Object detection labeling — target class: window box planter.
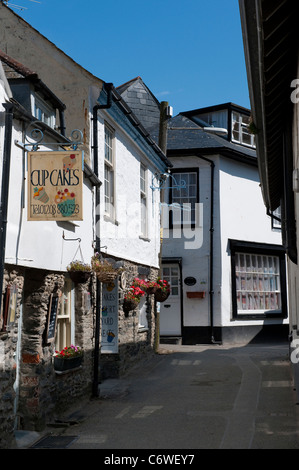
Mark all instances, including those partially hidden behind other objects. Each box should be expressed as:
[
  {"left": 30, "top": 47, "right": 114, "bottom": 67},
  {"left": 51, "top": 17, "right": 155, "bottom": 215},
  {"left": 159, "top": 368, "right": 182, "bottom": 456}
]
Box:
[{"left": 54, "top": 355, "right": 83, "bottom": 373}]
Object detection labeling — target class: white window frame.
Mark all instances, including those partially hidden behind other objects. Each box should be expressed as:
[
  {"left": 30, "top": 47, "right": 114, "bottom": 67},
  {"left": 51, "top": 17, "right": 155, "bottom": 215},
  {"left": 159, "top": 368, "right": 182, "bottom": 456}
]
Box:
[
  {"left": 55, "top": 278, "right": 75, "bottom": 351},
  {"left": 232, "top": 111, "right": 256, "bottom": 148},
  {"left": 140, "top": 163, "right": 147, "bottom": 237},
  {"left": 138, "top": 296, "right": 148, "bottom": 330},
  {"left": 271, "top": 206, "right": 282, "bottom": 230},
  {"left": 31, "top": 93, "right": 56, "bottom": 128},
  {"left": 104, "top": 123, "right": 115, "bottom": 218},
  {"left": 171, "top": 170, "right": 198, "bottom": 226},
  {"left": 162, "top": 265, "right": 180, "bottom": 297},
  {"left": 234, "top": 253, "right": 282, "bottom": 315}
]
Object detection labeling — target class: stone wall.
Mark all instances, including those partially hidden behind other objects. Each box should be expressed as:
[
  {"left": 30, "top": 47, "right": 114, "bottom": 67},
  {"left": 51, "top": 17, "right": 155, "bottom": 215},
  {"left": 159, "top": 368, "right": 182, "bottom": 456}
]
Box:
[
  {"left": 0, "top": 259, "right": 159, "bottom": 447},
  {"left": 0, "top": 267, "right": 24, "bottom": 448},
  {"left": 0, "top": 264, "right": 96, "bottom": 447},
  {"left": 18, "top": 269, "right": 95, "bottom": 430},
  {"left": 100, "top": 259, "right": 159, "bottom": 379}
]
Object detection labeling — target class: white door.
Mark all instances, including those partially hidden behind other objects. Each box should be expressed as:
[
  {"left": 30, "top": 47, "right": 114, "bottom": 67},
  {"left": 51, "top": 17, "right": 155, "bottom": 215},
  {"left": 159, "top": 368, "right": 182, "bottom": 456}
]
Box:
[{"left": 159, "top": 264, "right": 181, "bottom": 336}]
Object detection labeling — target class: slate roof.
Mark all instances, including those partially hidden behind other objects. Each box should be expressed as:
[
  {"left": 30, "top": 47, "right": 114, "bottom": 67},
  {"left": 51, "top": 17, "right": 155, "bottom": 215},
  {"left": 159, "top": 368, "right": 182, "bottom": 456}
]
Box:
[
  {"left": 115, "top": 77, "right": 257, "bottom": 165},
  {"left": 116, "top": 77, "right": 161, "bottom": 135},
  {"left": 0, "top": 49, "right": 65, "bottom": 110},
  {"left": 168, "top": 114, "right": 256, "bottom": 156}
]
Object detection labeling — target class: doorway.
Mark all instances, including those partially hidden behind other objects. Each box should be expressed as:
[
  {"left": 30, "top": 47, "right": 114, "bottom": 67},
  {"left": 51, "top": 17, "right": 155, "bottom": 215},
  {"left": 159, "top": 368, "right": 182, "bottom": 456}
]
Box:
[{"left": 159, "top": 262, "right": 182, "bottom": 337}]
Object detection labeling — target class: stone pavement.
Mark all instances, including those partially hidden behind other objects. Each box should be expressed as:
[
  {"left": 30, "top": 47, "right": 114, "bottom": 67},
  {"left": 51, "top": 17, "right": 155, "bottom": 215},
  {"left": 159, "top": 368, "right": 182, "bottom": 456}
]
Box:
[{"left": 15, "top": 341, "right": 299, "bottom": 449}]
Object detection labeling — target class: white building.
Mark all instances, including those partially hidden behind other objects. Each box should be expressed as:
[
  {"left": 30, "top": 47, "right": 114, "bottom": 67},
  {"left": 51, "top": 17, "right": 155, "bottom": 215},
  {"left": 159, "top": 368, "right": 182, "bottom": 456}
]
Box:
[
  {"left": 161, "top": 104, "right": 286, "bottom": 344},
  {"left": 117, "top": 80, "right": 287, "bottom": 345}
]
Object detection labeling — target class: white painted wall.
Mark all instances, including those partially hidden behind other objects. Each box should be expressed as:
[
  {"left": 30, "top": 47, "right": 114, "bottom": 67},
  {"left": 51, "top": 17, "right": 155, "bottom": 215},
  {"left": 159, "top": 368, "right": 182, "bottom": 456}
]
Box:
[
  {"left": 0, "top": 115, "right": 94, "bottom": 272},
  {"left": 162, "top": 156, "right": 215, "bottom": 328},
  {"left": 161, "top": 153, "right": 285, "bottom": 332},
  {"left": 97, "top": 110, "right": 162, "bottom": 268},
  {"left": 218, "top": 157, "right": 284, "bottom": 327}
]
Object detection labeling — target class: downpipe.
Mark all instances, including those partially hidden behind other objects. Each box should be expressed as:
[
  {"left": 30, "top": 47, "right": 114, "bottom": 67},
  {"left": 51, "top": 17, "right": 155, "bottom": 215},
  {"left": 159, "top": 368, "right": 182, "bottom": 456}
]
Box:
[
  {"left": 0, "top": 103, "right": 13, "bottom": 318},
  {"left": 92, "top": 83, "right": 113, "bottom": 398},
  {"left": 196, "top": 155, "right": 221, "bottom": 345}
]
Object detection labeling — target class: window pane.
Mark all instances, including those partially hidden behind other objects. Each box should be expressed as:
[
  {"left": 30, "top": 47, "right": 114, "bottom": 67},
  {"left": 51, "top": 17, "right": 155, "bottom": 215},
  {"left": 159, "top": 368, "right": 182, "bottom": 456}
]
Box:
[
  {"left": 171, "top": 172, "right": 197, "bottom": 224},
  {"left": 235, "top": 252, "right": 281, "bottom": 313},
  {"left": 105, "top": 126, "right": 113, "bottom": 163}
]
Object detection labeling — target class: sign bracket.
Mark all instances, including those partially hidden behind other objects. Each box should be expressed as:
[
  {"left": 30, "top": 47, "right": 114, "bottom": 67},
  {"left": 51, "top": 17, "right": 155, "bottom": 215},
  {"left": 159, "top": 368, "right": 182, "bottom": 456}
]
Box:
[{"left": 15, "top": 124, "right": 83, "bottom": 152}]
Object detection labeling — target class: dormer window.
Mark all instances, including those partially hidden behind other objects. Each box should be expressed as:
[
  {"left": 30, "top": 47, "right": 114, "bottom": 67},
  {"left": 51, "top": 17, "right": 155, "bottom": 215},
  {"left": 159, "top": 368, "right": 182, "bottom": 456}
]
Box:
[
  {"left": 232, "top": 111, "right": 256, "bottom": 148},
  {"left": 32, "top": 94, "right": 56, "bottom": 128}
]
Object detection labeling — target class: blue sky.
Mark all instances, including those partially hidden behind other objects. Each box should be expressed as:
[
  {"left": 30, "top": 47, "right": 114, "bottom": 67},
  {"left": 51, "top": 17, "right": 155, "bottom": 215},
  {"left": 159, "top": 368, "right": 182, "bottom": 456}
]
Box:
[{"left": 7, "top": 0, "right": 250, "bottom": 115}]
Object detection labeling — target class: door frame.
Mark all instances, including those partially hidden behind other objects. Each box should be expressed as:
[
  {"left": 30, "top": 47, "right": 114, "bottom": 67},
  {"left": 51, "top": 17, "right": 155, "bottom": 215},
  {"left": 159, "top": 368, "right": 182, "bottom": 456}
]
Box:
[{"left": 161, "top": 257, "right": 183, "bottom": 337}]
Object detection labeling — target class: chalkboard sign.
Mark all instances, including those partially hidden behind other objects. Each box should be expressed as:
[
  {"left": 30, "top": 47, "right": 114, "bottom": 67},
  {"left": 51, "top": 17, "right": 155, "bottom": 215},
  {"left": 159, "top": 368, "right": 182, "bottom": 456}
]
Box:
[{"left": 44, "top": 294, "right": 59, "bottom": 344}]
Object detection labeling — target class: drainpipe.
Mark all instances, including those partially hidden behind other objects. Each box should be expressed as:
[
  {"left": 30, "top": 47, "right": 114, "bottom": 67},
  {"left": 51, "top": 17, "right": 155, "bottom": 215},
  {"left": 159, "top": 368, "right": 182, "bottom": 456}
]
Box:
[
  {"left": 58, "top": 109, "right": 66, "bottom": 137},
  {"left": 92, "top": 82, "right": 113, "bottom": 398},
  {"left": 0, "top": 102, "right": 14, "bottom": 318},
  {"left": 195, "top": 154, "right": 221, "bottom": 345}
]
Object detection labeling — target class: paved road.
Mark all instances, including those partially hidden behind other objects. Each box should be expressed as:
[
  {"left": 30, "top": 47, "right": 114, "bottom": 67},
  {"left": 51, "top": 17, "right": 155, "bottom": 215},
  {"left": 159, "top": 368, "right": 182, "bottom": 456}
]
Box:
[{"left": 34, "top": 342, "right": 299, "bottom": 450}]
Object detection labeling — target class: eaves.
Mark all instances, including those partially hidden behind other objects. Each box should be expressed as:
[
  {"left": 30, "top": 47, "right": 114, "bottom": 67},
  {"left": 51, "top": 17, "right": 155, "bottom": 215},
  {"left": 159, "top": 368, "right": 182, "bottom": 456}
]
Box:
[
  {"left": 167, "top": 147, "right": 258, "bottom": 167},
  {"left": 239, "top": 0, "right": 298, "bottom": 211},
  {"left": 98, "top": 86, "right": 172, "bottom": 171}
]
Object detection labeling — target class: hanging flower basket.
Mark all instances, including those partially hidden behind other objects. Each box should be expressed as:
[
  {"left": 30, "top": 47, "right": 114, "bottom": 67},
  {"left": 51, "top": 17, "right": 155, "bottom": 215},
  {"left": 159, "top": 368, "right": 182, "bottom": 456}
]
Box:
[
  {"left": 123, "top": 298, "right": 140, "bottom": 316},
  {"left": 91, "top": 253, "right": 122, "bottom": 284},
  {"left": 67, "top": 260, "right": 92, "bottom": 284},
  {"left": 69, "top": 270, "right": 91, "bottom": 284},
  {"left": 123, "top": 281, "right": 146, "bottom": 316},
  {"left": 96, "top": 270, "right": 119, "bottom": 283},
  {"left": 155, "top": 289, "right": 170, "bottom": 302},
  {"left": 132, "top": 278, "right": 157, "bottom": 295},
  {"left": 154, "top": 278, "right": 171, "bottom": 303},
  {"left": 147, "top": 286, "right": 157, "bottom": 295}
]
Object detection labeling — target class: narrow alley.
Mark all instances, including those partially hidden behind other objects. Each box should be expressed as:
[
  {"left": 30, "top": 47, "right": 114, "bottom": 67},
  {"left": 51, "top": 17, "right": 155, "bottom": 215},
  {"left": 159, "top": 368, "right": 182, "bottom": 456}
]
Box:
[{"left": 23, "top": 340, "right": 299, "bottom": 451}]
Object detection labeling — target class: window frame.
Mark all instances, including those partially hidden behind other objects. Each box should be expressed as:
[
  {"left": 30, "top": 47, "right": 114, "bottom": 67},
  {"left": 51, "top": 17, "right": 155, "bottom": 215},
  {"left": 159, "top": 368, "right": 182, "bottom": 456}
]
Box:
[
  {"left": 230, "top": 239, "right": 287, "bottom": 320},
  {"left": 55, "top": 277, "right": 75, "bottom": 351},
  {"left": 104, "top": 123, "right": 115, "bottom": 218},
  {"left": 31, "top": 93, "right": 56, "bottom": 128},
  {"left": 169, "top": 168, "right": 199, "bottom": 229},
  {"left": 231, "top": 111, "right": 256, "bottom": 148},
  {"left": 270, "top": 206, "right": 282, "bottom": 231},
  {"left": 140, "top": 162, "right": 147, "bottom": 237}
]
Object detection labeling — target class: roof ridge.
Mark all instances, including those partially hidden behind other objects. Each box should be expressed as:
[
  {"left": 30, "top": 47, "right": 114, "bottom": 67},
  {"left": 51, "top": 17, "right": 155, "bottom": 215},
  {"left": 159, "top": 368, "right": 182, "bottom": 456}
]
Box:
[{"left": 116, "top": 76, "right": 142, "bottom": 90}]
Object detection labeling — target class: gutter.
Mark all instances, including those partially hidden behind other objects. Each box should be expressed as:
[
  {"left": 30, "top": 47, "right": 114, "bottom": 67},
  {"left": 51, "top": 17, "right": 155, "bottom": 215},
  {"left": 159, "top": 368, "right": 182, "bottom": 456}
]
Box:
[
  {"left": 0, "top": 102, "right": 14, "bottom": 318},
  {"left": 91, "top": 82, "right": 113, "bottom": 398}
]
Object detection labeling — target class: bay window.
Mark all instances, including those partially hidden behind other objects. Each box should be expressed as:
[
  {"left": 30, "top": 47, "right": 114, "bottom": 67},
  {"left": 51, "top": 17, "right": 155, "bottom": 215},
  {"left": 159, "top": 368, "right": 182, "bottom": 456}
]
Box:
[{"left": 230, "top": 240, "right": 287, "bottom": 319}]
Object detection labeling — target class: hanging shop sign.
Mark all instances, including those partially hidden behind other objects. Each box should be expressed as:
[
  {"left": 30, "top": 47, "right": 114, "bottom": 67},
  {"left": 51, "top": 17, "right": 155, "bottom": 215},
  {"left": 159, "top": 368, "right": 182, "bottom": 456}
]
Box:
[
  {"left": 27, "top": 151, "right": 83, "bottom": 221},
  {"left": 101, "top": 281, "right": 119, "bottom": 354}
]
